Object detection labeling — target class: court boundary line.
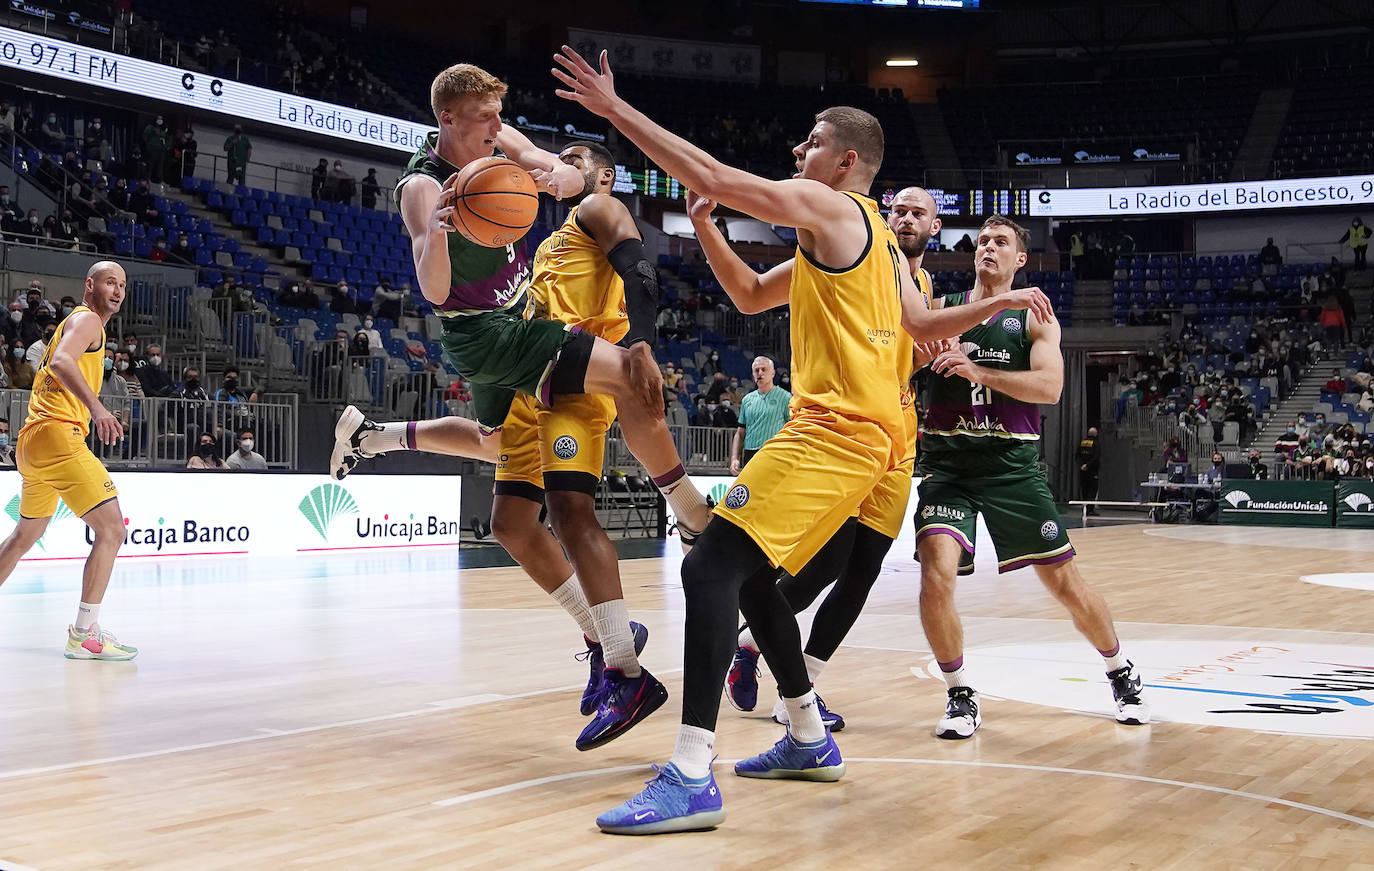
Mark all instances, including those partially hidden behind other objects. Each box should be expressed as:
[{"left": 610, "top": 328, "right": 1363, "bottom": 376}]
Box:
[{"left": 431, "top": 757, "right": 1374, "bottom": 829}]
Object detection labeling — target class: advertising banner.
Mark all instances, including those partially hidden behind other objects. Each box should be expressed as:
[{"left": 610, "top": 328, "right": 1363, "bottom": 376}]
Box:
[
  {"left": 0, "top": 471, "right": 462, "bottom": 560},
  {"left": 1010, "top": 143, "right": 1183, "bottom": 168},
  {"left": 1335, "top": 479, "right": 1374, "bottom": 529},
  {"left": 1030, "top": 174, "right": 1374, "bottom": 217},
  {"left": 0, "top": 24, "right": 431, "bottom": 153},
  {"left": 1219, "top": 480, "right": 1334, "bottom": 528}
]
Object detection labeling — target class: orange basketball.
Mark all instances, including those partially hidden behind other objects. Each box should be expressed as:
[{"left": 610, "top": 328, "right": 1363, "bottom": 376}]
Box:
[{"left": 448, "top": 157, "right": 540, "bottom": 248}]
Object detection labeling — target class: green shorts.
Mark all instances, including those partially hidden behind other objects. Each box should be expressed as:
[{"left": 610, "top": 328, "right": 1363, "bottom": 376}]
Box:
[
  {"left": 915, "top": 450, "right": 1074, "bottom": 575},
  {"left": 438, "top": 309, "right": 582, "bottom": 433}
]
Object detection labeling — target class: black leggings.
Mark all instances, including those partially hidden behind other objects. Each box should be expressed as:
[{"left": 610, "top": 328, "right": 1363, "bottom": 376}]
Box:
[
  {"left": 680, "top": 518, "right": 814, "bottom": 731},
  {"left": 781, "top": 521, "right": 895, "bottom": 661}
]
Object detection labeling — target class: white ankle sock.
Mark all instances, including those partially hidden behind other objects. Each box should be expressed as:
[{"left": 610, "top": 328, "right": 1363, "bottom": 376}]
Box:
[
  {"left": 359, "top": 421, "right": 412, "bottom": 455},
  {"left": 1102, "top": 647, "right": 1129, "bottom": 673},
  {"left": 737, "top": 627, "right": 758, "bottom": 653},
  {"left": 75, "top": 602, "right": 99, "bottom": 632},
  {"left": 783, "top": 690, "right": 827, "bottom": 743},
  {"left": 589, "top": 599, "right": 640, "bottom": 677},
  {"left": 670, "top": 725, "right": 715, "bottom": 780},
  {"left": 804, "top": 654, "right": 827, "bottom": 685},
  {"left": 549, "top": 575, "right": 597, "bottom": 642},
  {"left": 660, "top": 475, "right": 709, "bottom": 533},
  {"left": 941, "top": 664, "right": 970, "bottom": 690}
]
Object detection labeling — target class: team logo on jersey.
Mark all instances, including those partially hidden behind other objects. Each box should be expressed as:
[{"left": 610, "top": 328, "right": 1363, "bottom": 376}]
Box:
[
  {"left": 1040, "top": 520, "right": 1060, "bottom": 540},
  {"left": 552, "top": 435, "right": 578, "bottom": 460},
  {"left": 724, "top": 484, "right": 750, "bottom": 509},
  {"left": 1001, "top": 316, "right": 1023, "bottom": 334}
]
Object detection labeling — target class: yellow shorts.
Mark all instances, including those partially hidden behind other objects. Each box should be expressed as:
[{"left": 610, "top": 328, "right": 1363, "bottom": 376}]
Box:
[
  {"left": 856, "top": 455, "right": 915, "bottom": 539},
  {"left": 494, "top": 392, "right": 616, "bottom": 489},
  {"left": 713, "top": 409, "right": 893, "bottom": 575},
  {"left": 16, "top": 420, "right": 118, "bottom": 518}
]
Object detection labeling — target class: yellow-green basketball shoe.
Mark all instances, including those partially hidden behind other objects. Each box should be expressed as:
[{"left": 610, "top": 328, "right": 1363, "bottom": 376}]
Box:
[{"left": 65, "top": 624, "right": 139, "bottom": 661}]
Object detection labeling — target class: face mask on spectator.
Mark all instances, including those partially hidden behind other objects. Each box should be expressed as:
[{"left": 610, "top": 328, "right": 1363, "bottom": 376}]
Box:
[
  {"left": 224, "top": 377, "right": 238, "bottom": 389},
  {"left": 61, "top": 305, "right": 73, "bottom": 316},
  {"left": 103, "top": 357, "right": 113, "bottom": 371},
  {"left": 149, "top": 355, "right": 161, "bottom": 366},
  {"left": 198, "top": 442, "right": 215, "bottom": 456},
  {"left": 185, "top": 376, "right": 199, "bottom": 388},
  {"left": 12, "top": 347, "right": 23, "bottom": 359},
  {"left": 126, "top": 343, "right": 137, "bottom": 353},
  {"left": 240, "top": 439, "right": 254, "bottom": 452},
  {"left": 8, "top": 311, "right": 20, "bottom": 324},
  {"left": 0, "top": 434, "right": 8, "bottom": 448},
  {"left": 364, "top": 319, "right": 373, "bottom": 328},
  {"left": 116, "top": 360, "right": 129, "bottom": 371}
]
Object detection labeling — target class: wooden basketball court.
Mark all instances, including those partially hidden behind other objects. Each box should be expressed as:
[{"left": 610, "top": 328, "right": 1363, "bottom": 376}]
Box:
[{"left": 0, "top": 523, "right": 1371, "bottom": 869}]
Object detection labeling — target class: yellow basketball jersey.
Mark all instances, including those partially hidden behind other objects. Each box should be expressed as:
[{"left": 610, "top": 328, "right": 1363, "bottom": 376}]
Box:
[
  {"left": 789, "top": 191, "right": 906, "bottom": 444},
  {"left": 26, "top": 306, "right": 106, "bottom": 434},
  {"left": 898, "top": 267, "right": 934, "bottom": 443},
  {"left": 524, "top": 204, "right": 628, "bottom": 343}
]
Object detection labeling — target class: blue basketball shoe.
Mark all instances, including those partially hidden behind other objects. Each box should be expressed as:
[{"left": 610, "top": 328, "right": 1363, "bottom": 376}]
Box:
[
  {"left": 578, "top": 622, "right": 650, "bottom": 716},
  {"left": 576, "top": 667, "right": 669, "bottom": 751},
  {"left": 596, "top": 763, "right": 725, "bottom": 835},
  {"left": 725, "top": 645, "right": 761, "bottom": 712},
  {"left": 770, "top": 694, "right": 845, "bottom": 732},
  {"left": 734, "top": 730, "right": 846, "bottom": 781}
]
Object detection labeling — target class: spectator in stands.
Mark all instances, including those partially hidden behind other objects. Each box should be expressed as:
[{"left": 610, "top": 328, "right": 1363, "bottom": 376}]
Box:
[
  {"left": 212, "top": 275, "right": 238, "bottom": 307},
  {"left": 701, "top": 350, "right": 723, "bottom": 379},
  {"left": 226, "top": 429, "right": 267, "bottom": 470},
  {"left": 954, "top": 233, "right": 976, "bottom": 254},
  {"left": 83, "top": 118, "right": 110, "bottom": 164},
  {"left": 223, "top": 125, "right": 251, "bottom": 185},
  {"left": 329, "top": 281, "right": 354, "bottom": 315},
  {"left": 128, "top": 180, "right": 159, "bottom": 226},
  {"left": 360, "top": 168, "right": 380, "bottom": 209},
  {"left": 1274, "top": 421, "right": 1301, "bottom": 457},
  {"left": 1290, "top": 434, "right": 1320, "bottom": 479},
  {"left": 40, "top": 111, "right": 65, "bottom": 151},
  {"left": 132, "top": 343, "right": 174, "bottom": 398},
  {"left": 1246, "top": 448, "right": 1269, "bottom": 480},
  {"left": 0, "top": 101, "right": 13, "bottom": 145},
  {"left": 13, "top": 209, "right": 44, "bottom": 245},
  {"left": 4, "top": 339, "right": 32, "bottom": 390},
  {"left": 715, "top": 398, "right": 738, "bottom": 429},
  {"left": 0, "top": 185, "right": 18, "bottom": 227},
  {"left": 147, "top": 238, "right": 168, "bottom": 262},
  {"left": 371, "top": 277, "right": 402, "bottom": 320},
  {"left": 1325, "top": 369, "right": 1348, "bottom": 394},
  {"left": 106, "top": 178, "right": 131, "bottom": 215},
  {"left": 311, "top": 158, "right": 329, "bottom": 200},
  {"left": 328, "top": 161, "right": 355, "bottom": 204},
  {"left": 24, "top": 322, "right": 56, "bottom": 369},
  {"left": 140, "top": 116, "right": 168, "bottom": 185},
  {"left": 0, "top": 419, "right": 12, "bottom": 467},
  {"left": 348, "top": 330, "right": 371, "bottom": 361},
  {"left": 1319, "top": 296, "right": 1346, "bottom": 348},
  {"left": 703, "top": 371, "right": 729, "bottom": 404},
  {"left": 42, "top": 211, "right": 78, "bottom": 251},
  {"left": 1338, "top": 217, "right": 1369, "bottom": 270},
  {"left": 1204, "top": 452, "right": 1226, "bottom": 484},
  {"left": 214, "top": 366, "right": 258, "bottom": 438},
  {"left": 1258, "top": 237, "right": 1282, "bottom": 270},
  {"left": 174, "top": 130, "right": 198, "bottom": 178},
  {"left": 359, "top": 315, "right": 382, "bottom": 351},
  {"left": 98, "top": 348, "right": 132, "bottom": 440},
  {"left": 186, "top": 434, "right": 228, "bottom": 470},
  {"left": 168, "top": 232, "right": 194, "bottom": 265},
  {"left": 1162, "top": 435, "right": 1187, "bottom": 468}
]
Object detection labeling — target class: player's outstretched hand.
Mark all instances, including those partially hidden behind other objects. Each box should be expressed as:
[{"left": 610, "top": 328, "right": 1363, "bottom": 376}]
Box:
[
  {"left": 686, "top": 191, "right": 717, "bottom": 222},
  {"left": 627, "top": 342, "right": 666, "bottom": 421},
  {"left": 429, "top": 173, "right": 458, "bottom": 234},
  {"left": 1005, "top": 286, "right": 1055, "bottom": 324},
  {"left": 91, "top": 404, "right": 123, "bottom": 445},
  {"left": 932, "top": 344, "right": 979, "bottom": 381},
  {"left": 530, "top": 163, "right": 585, "bottom": 201},
  {"left": 552, "top": 46, "right": 621, "bottom": 118}
]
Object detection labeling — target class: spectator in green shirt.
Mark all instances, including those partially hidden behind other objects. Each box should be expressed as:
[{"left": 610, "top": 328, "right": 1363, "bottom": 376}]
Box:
[
  {"left": 141, "top": 116, "right": 168, "bottom": 184},
  {"left": 223, "top": 125, "right": 252, "bottom": 185},
  {"left": 730, "top": 355, "right": 790, "bottom": 475}
]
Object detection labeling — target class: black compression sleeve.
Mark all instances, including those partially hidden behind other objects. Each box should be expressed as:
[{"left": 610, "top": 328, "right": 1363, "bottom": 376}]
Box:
[{"left": 607, "top": 237, "right": 659, "bottom": 349}]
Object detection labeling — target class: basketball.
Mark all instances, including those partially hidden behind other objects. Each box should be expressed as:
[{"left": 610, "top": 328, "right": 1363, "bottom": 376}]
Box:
[{"left": 447, "top": 156, "right": 540, "bottom": 248}]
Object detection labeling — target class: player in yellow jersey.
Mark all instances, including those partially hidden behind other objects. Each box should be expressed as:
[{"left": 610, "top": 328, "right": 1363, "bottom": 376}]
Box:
[
  {"left": 551, "top": 47, "right": 1053, "bottom": 833},
  {"left": 0, "top": 261, "right": 136, "bottom": 660},
  {"left": 488, "top": 141, "right": 666, "bottom": 751},
  {"left": 719, "top": 186, "right": 943, "bottom": 728}
]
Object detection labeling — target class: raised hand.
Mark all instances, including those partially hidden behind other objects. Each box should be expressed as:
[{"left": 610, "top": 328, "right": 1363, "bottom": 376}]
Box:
[
  {"left": 552, "top": 46, "right": 622, "bottom": 118},
  {"left": 1004, "top": 286, "right": 1055, "bottom": 324},
  {"left": 686, "top": 190, "right": 717, "bottom": 222}
]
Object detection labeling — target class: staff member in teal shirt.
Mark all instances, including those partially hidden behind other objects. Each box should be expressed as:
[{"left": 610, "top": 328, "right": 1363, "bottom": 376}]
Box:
[{"left": 730, "top": 355, "right": 791, "bottom": 474}]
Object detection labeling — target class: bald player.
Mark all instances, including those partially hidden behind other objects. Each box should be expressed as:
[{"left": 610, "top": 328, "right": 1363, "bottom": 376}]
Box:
[
  {"left": 724, "top": 186, "right": 942, "bottom": 728},
  {"left": 0, "top": 261, "right": 137, "bottom": 660}
]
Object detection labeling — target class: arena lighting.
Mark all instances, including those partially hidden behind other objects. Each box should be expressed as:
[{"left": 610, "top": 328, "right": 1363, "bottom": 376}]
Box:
[{"left": 886, "top": 59, "right": 920, "bottom": 66}]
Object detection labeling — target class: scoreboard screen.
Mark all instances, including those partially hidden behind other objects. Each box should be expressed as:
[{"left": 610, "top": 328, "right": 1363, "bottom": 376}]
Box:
[
  {"left": 614, "top": 165, "right": 685, "bottom": 200},
  {"left": 880, "top": 188, "right": 1030, "bottom": 217}
]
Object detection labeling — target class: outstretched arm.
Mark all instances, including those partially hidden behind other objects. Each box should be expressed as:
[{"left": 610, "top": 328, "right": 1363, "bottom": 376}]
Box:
[
  {"left": 494, "top": 126, "right": 584, "bottom": 200},
  {"left": 902, "top": 276, "right": 1054, "bottom": 342},
  {"left": 552, "top": 47, "right": 854, "bottom": 234},
  {"left": 688, "top": 192, "right": 792, "bottom": 314}
]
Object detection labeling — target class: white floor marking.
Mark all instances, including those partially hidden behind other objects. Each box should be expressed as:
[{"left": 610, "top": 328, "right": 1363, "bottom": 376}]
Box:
[{"left": 431, "top": 757, "right": 1374, "bottom": 829}]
